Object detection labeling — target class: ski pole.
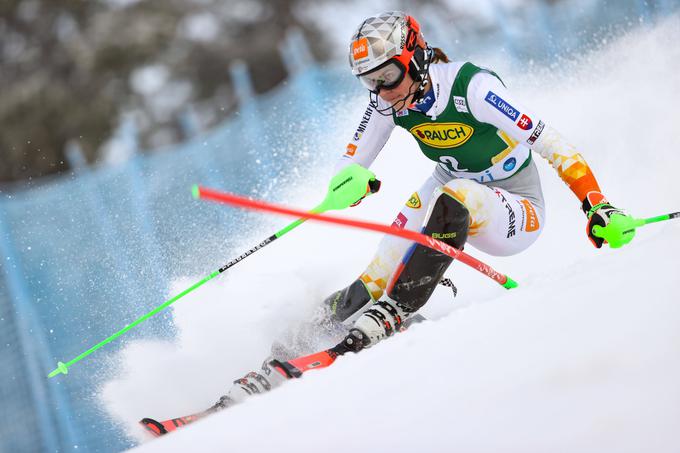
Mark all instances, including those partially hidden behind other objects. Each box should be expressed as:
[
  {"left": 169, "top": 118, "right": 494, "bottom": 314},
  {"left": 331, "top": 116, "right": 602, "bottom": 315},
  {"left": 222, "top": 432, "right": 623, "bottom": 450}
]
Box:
[
  {"left": 193, "top": 185, "right": 518, "bottom": 289},
  {"left": 592, "top": 211, "right": 680, "bottom": 247},
  {"left": 47, "top": 165, "right": 378, "bottom": 378},
  {"left": 637, "top": 212, "right": 680, "bottom": 226},
  {"left": 47, "top": 225, "right": 294, "bottom": 378},
  {"left": 47, "top": 220, "right": 306, "bottom": 378}
]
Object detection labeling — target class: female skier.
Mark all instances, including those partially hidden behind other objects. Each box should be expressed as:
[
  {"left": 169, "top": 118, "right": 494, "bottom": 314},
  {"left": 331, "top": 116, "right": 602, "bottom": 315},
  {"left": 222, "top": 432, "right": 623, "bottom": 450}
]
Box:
[
  {"left": 142, "top": 11, "right": 638, "bottom": 435},
  {"left": 312, "top": 10, "right": 636, "bottom": 352}
]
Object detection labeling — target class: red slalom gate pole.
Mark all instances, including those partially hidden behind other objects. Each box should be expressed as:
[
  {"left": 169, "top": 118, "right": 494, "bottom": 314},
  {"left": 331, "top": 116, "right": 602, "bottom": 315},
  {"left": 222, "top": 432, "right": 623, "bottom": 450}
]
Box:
[{"left": 193, "top": 185, "right": 518, "bottom": 289}]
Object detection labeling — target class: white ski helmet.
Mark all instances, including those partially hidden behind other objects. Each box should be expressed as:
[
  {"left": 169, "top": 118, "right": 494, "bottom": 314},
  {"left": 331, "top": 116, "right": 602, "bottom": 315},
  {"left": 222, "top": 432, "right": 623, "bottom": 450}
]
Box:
[{"left": 348, "top": 11, "right": 432, "bottom": 92}]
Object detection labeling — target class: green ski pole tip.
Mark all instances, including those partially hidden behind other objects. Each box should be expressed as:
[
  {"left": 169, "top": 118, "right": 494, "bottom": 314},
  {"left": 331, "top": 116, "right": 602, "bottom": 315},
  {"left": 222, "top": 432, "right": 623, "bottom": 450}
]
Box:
[
  {"left": 48, "top": 361, "right": 68, "bottom": 378},
  {"left": 191, "top": 184, "right": 200, "bottom": 200},
  {"left": 502, "top": 277, "right": 518, "bottom": 289}
]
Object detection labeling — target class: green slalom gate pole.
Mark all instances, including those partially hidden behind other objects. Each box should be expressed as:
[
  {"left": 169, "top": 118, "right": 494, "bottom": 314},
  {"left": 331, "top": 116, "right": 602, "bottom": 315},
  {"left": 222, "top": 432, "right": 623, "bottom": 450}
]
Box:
[
  {"left": 48, "top": 165, "right": 378, "bottom": 378},
  {"left": 194, "top": 186, "right": 518, "bottom": 289}
]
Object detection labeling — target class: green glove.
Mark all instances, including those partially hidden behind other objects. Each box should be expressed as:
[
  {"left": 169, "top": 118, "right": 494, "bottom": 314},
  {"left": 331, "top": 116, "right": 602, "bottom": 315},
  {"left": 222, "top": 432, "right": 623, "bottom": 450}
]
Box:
[
  {"left": 321, "top": 163, "right": 381, "bottom": 211},
  {"left": 582, "top": 191, "right": 636, "bottom": 249},
  {"left": 591, "top": 213, "right": 639, "bottom": 249}
]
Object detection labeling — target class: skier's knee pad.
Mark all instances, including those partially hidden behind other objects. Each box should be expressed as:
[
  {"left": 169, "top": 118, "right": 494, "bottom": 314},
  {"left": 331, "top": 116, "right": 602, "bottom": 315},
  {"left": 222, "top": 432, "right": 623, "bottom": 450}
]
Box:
[
  {"left": 323, "top": 278, "right": 374, "bottom": 324},
  {"left": 388, "top": 190, "right": 470, "bottom": 312},
  {"left": 425, "top": 186, "right": 470, "bottom": 249}
]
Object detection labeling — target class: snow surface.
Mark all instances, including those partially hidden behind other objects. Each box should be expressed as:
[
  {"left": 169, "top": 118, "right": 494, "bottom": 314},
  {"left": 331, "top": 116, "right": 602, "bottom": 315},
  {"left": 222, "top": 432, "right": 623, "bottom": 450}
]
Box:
[{"left": 103, "top": 17, "right": 680, "bottom": 453}]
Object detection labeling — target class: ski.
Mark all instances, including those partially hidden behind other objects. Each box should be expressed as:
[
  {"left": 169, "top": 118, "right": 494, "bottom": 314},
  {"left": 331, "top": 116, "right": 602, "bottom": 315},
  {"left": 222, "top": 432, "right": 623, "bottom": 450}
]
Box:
[
  {"left": 139, "top": 395, "right": 234, "bottom": 436},
  {"left": 138, "top": 313, "right": 438, "bottom": 436},
  {"left": 138, "top": 350, "right": 342, "bottom": 437},
  {"left": 269, "top": 345, "right": 346, "bottom": 378},
  {"left": 139, "top": 332, "right": 363, "bottom": 436},
  {"left": 140, "top": 412, "right": 209, "bottom": 437}
]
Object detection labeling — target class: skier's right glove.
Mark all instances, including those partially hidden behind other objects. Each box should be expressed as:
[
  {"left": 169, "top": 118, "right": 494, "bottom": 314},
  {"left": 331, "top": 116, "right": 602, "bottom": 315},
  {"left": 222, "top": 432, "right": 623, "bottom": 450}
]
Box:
[
  {"left": 326, "top": 163, "right": 381, "bottom": 210},
  {"left": 582, "top": 191, "right": 636, "bottom": 249}
]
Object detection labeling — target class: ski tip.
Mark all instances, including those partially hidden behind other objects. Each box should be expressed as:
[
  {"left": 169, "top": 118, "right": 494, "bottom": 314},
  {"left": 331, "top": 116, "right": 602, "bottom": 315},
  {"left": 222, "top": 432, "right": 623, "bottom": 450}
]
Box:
[
  {"left": 140, "top": 414, "right": 202, "bottom": 437},
  {"left": 191, "top": 184, "right": 200, "bottom": 200},
  {"left": 140, "top": 418, "right": 167, "bottom": 437}
]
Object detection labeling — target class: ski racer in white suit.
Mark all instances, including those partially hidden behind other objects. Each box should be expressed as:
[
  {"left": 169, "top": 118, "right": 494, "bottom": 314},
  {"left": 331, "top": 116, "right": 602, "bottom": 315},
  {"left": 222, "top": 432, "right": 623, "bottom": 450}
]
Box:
[{"left": 222, "top": 11, "right": 637, "bottom": 406}]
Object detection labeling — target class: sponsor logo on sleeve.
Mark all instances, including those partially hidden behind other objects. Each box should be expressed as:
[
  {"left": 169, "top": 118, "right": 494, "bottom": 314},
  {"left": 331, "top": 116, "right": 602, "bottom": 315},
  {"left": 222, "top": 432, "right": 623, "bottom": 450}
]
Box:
[
  {"left": 517, "top": 114, "right": 533, "bottom": 131},
  {"left": 345, "top": 143, "right": 357, "bottom": 156},
  {"left": 353, "top": 106, "right": 373, "bottom": 141},
  {"left": 453, "top": 96, "right": 469, "bottom": 113},
  {"left": 352, "top": 38, "right": 368, "bottom": 60},
  {"left": 406, "top": 192, "right": 422, "bottom": 209},
  {"left": 526, "top": 120, "right": 545, "bottom": 145},
  {"left": 396, "top": 109, "right": 409, "bottom": 117},
  {"left": 409, "top": 123, "right": 474, "bottom": 149},
  {"left": 392, "top": 212, "right": 408, "bottom": 229},
  {"left": 485, "top": 91, "right": 519, "bottom": 121}
]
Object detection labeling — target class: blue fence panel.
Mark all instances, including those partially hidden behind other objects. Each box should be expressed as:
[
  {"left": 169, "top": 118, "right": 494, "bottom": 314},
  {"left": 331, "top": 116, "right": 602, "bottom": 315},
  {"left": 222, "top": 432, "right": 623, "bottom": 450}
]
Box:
[
  {"left": 0, "top": 248, "right": 52, "bottom": 453},
  {"left": 0, "top": 65, "right": 353, "bottom": 453}
]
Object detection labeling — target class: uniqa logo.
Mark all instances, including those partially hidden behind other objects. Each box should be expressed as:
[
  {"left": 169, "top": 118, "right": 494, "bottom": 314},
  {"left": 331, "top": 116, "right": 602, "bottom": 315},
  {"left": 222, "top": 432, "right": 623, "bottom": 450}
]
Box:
[{"left": 409, "top": 123, "right": 474, "bottom": 149}]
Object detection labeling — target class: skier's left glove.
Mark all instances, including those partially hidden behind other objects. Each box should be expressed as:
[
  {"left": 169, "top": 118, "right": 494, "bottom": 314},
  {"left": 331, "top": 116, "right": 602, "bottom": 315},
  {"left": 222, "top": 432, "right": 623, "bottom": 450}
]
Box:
[{"left": 582, "top": 191, "right": 636, "bottom": 249}]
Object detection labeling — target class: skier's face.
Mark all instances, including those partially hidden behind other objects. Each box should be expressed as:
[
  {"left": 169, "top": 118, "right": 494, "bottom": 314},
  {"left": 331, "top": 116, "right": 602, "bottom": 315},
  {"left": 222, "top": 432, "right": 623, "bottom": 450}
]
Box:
[{"left": 377, "top": 72, "right": 416, "bottom": 112}]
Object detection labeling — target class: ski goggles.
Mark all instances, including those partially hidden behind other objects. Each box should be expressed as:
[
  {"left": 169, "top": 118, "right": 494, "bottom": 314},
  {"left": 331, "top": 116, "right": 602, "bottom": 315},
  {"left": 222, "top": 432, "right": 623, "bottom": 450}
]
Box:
[{"left": 357, "top": 60, "right": 406, "bottom": 93}]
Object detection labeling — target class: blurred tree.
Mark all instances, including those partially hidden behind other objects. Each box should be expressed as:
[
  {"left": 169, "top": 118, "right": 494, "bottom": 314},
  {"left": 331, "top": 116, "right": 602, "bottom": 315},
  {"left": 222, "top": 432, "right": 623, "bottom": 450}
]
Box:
[{"left": 0, "top": 0, "right": 329, "bottom": 184}]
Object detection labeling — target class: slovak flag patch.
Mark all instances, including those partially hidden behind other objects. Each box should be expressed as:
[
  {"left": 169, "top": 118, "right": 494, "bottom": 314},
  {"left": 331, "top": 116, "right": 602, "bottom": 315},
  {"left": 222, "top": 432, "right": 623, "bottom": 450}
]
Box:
[{"left": 517, "top": 114, "right": 533, "bottom": 131}]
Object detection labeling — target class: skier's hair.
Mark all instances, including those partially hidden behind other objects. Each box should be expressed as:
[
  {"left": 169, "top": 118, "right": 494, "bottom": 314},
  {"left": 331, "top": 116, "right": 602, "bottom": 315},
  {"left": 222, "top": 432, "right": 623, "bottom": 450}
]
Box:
[{"left": 431, "top": 47, "right": 450, "bottom": 64}]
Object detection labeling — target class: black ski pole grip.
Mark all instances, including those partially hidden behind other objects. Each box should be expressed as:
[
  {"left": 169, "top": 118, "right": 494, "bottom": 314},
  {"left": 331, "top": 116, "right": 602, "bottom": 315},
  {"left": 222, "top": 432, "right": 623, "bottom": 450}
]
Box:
[{"left": 368, "top": 178, "right": 381, "bottom": 194}]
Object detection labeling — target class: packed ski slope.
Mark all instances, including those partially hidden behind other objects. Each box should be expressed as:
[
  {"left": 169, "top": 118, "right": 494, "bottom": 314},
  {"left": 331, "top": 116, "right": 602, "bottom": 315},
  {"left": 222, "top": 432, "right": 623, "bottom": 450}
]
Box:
[{"left": 104, "top": 18, "right": 680, "bottom": 452}]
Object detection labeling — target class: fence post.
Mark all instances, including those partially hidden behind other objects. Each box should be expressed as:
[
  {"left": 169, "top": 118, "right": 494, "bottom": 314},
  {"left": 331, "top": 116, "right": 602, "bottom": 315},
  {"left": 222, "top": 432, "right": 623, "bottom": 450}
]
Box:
[
  {"left": 113, "top": 116, "right": 169, "bottom": 295},
  {"left": 180, "top": 105, "right": 201, "bottom": 139},
  {"left": 489, "top": 0, "right": 519, "bottom": 59},
  {"left": 279, "top": 27, "right": 313, "bottom": 78},
  {"left": 279, "top": 27, "right": 322, "bottom": 101},
  {"left": 229, "top": 59, "right": 258, "bottom": 119},
  {"left": 229, "top": 59, "right": 271, "bottom": 184}
]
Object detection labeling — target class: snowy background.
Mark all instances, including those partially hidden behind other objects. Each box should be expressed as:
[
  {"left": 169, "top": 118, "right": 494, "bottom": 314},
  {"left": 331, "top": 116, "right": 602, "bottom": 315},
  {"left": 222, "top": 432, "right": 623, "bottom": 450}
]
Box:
[{"left": 101, "top": 15, "right": 680, "bottom": 453}]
